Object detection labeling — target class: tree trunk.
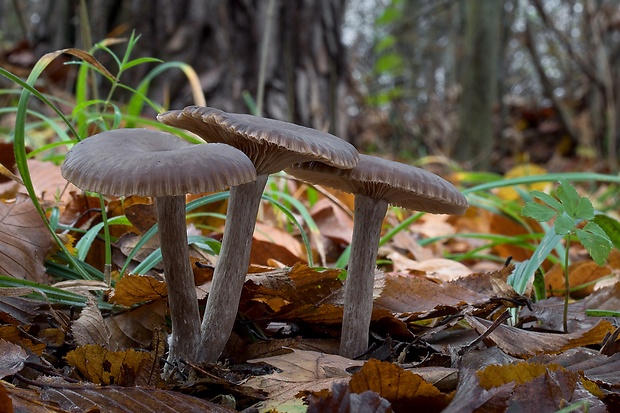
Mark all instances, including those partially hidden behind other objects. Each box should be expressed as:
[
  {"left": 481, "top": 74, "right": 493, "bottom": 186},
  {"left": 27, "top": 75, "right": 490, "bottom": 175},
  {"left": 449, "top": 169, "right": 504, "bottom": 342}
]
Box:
[{"left": 453, "top": 0, "right": 502, "bottom": 170}]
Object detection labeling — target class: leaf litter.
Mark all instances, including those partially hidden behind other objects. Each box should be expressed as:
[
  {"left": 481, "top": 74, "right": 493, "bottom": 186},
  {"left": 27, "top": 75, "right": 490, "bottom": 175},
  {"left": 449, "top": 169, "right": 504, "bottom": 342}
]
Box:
[{"left": 0, "top": 156, "right": 619, "bottom": 411}]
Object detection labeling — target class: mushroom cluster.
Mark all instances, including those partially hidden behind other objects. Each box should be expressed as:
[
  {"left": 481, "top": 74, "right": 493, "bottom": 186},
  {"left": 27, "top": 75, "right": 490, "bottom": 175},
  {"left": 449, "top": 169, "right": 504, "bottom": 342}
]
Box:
[
  {"left": 62, "top": 106, "right": 468, "bottom": 373},
  {"left": 61, "top": 129, "right": 256, "bottom": 371},
  {"left": 157, "top": 106, "right": 359, "bottom": 363}
]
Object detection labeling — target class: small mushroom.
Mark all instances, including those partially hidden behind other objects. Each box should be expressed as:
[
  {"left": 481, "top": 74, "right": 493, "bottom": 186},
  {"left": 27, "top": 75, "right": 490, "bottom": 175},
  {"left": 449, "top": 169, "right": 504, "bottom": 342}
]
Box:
[
  {"left": 157, "top": 106, "right": 359, "bottom": 362},
  {"left": 286, "top": 155, "right": 468, "bottom": 358},
  {"left": 61, "top": 129, "right": 257, "bottom": 369}
]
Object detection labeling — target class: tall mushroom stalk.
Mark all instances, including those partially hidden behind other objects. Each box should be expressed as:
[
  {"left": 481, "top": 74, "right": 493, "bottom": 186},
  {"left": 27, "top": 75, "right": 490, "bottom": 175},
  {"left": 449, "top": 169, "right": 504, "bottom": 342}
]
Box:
[
  {"left": 286, "top": 155, "right": 469, "bottom": 358},
  {"left": 158, "top": 106, "right": 359, "bottom": 363},
  {"left": 61, "top": 129, "right": 257, "bottom": 372}
]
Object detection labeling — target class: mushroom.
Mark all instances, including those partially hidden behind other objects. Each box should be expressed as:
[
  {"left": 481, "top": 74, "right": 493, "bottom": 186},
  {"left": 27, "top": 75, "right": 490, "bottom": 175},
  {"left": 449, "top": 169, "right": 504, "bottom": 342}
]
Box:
[
  {"left": 285, "top": 155, "right": 468, "bottom": 358},
  {"left": 157, "top": 106, "right": 359, "bottom": 362},
  {"left": 60, "top": 128, "right": 257, "bottom": 369}
]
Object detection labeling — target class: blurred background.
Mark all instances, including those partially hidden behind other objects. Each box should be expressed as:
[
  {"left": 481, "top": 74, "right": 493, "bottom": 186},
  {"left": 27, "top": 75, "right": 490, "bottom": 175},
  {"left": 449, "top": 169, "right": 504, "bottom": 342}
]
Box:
[{"left": 1, "top": 0, "right": 619, "bottom": 172}]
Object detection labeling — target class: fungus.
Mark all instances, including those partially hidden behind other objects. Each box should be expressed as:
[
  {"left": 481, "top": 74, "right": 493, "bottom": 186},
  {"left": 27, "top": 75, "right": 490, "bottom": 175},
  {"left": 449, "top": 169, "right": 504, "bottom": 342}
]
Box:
[
  {"left": 157, "top": 106, "right": 359, "bottom": 362},
  {"left": 61, "top": 128, "right": 256, "bottom": 368},
  {"left": 286, "top": 154, "right": 468, "bottom": 358}
]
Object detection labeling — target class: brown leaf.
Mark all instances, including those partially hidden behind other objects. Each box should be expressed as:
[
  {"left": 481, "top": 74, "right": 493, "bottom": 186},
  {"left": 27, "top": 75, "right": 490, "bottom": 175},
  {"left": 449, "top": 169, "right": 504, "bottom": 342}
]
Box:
[
  {"left": 4, "top": 380, "right": 235, "bottom": 413},
  {"left": 104, "top": 299, "right": 168, "bottom": 350},
  {"left": 0, "top": 296, "right": 40, "bottom": 325},
  {"left": 584, "top": 282, "right": 620, "bottom": 311},
  {"left": 245, "top": 263, "right": 343, "bottom": 308},
  {"left": 349, "top": 359, "right": 451, "bottom": 412},
  {"left": 111, "top": 274, "right": 168, "bottom": 307},
  {"left": 65, "top": 344, "right": 161, "bottom": 387},
  {"left": 0, "top": 195, "right": 52, "bottom": 282},
  {"left": 442, "top": 368, "right": 513, "bottom": 413},
  {"left": 507, "top": 368, "right": 606, "bottom": 412},
  {"left": 478, "top": 362, "right": 606, "bottom": 412},
  {"left": 308, "top": 382, "right": 392, "bottom": 413},
  {"left": 0, "top": 325, "right": 46, "bottom": 355},
  {"left": 71, "top": 298, "right": 111, "bottom": 348},
  {"left": 375, "top": 272, "right": 488, "bottom": 320},
  {"left": 466, "top": 315, "right": 615, "bottom": 357},
  {"left": 545, "top": 261, "right": 612, "bottom": 298},
  {"left": 23, "top": 159, "right": 78, "bottom": 205},
  {"left": 310, "top": 198, "right": 354, "bottom": 245},
  {"left": 0, "top": 339, "right": 27, "bottom": 379},
  {"left": 250, "top": 222, "right": 307, "bottom": 265},
  {"left": 386, "top": 254, "right": 471, "bottom": 281},
  {"left": 530, "top": 348, "right": 620, "bottom": 389},
  {"left": 246, "top": 349, "right": 363, "bottom": 405}
]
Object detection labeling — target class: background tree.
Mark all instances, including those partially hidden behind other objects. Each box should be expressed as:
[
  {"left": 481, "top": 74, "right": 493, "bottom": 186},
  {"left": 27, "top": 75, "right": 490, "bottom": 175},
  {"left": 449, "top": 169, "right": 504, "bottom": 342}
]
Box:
[
  {"left": 453, "top": 0, "right": 503, "bottom": 170},
  {"left": 2, "top": 0, "right": 350, "bottom": 139}
]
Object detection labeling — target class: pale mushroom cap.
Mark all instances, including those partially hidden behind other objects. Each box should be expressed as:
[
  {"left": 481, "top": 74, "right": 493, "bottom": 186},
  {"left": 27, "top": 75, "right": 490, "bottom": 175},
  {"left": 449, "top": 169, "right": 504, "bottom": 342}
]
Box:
[
  {"left": 157, "top": 106, "right": 359, "bottom": 175},
  {"left": 286, "top": 155, "right": 469, "bottom": 215},
  {"left": 61, "top": 129, "right": 257, "bottom": 197}
]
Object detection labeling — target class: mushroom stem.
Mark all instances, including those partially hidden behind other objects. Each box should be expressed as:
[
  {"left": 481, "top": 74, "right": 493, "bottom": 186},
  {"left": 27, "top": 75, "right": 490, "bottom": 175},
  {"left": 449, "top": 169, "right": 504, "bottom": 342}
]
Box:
[
  {"left": 339, "top": 194, "right": 388, "bottom": 358},
  {"left": 156, "top": 196, "right": 201, "bottom": 369},
  {"left": 199, "top": 174, "right": 270, "bottom": 363}
]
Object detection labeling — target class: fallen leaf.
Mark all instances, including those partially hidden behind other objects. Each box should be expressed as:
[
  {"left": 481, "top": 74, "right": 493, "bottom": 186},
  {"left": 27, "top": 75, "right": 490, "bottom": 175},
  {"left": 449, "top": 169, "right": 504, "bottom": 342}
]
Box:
[
  {"left": 246, "top": 349, "right": 363, "bottom": 404},
  {"left": 0, "top": 325, "right": 46, "bottom": 355},
  {"left": 308, "top": 381, "right": 392, "bottom": 413},
  {"left": 310, "top": 198, "right": 354, "bottom": 245},
  {"left": 4, "top": 380, "right": 235, "bottom": 412},
  {"left": 111, "top": 274, "right": 168, "bottom": 306},
  {"left": 442, "top": 368, "right": 513, "bottom": 413},
  {"left": 545, "top": 261, "right": 612, "bottom": 298},
  {"left": 349, "top": 359, "right": 451, "bottom": 412},
  {"left": 104, "top": 299, "right": 168, "bottom": 350},
  {"left": 375, "top": 272, "right": 488, "bottom": 320},
  {"left": 0, "top": 339, "right": 27, "bottom": 379},
  {"left": 65, "top": 344, "right": 161, "bottom": 387},
  {"left": 386, "top": 254, "right": 472, "bottom": 281},
  {"left": 250, "top": 222, "right": 307, "bottom": 265},
  {"left": 466, "top": 315, "right": 615, "bottom": 357},
  {"left": 0, "top": 195, "right": 52, "bottom": 282},
  {"left": 0, "top": 296, "right": 40, "bottom": 325},
  {"left": 71, "top": 298, "right": 111, "bottom": 348}
]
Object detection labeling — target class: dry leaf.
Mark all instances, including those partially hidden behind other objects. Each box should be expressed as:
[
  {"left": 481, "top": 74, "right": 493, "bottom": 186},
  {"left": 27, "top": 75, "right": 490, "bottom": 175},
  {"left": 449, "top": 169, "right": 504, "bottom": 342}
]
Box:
[
  {"left": 466, "top": 315, "right": 615, "bottom": 357},
  {"left": 310, "top": 198, "right": 354, "bottom": 245},
  {"left": 386, "top": 254, "right": 471, "bottom": 281},
  {"left": 0, "top": 325, "right": 45, "bottom": 355},
  {"left": 111, "top": 274, "right": 168, "bottom": 306},
  {"left": 0, "top": 339, "right": 27, "bottom": 379},
  {"left": 308, "top": 382, "right": 392, "bottom": 413},
  {"left": 4, "top": 380, "right": 234, "bottom": 412},
  {"left": 104, "top": 299, "right": 168, "bottom": 350},
  {"left": 250, "top": 222, "right": 307, "bottom": 265},
  {"left": 375, "top": 272, "right": 488, "bottom": 320},
  {"left": 246, "top": 349, "right": 363, "bottom": 403},
  {"left": 71, "top": 298, "right": 111, "bottom": 348},
  {"left": 65, "top": 344, "right": 161, "bottom": 387},
  {"left": 0, "top": 195, "right": 52, "bottom": 282},
  {"left": 545, "top": 261, "right": 612, "bottom": 298},
  {"left": 349, "top": 359, "right": 451, "bottom": 412}
]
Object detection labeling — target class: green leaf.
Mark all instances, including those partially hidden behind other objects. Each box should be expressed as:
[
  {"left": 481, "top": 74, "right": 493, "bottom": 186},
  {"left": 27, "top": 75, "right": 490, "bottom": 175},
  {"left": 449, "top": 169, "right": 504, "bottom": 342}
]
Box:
[
  {"left": 508, "top": 229, "right": 564, "bottom": 295},
  {"left": 554, "top": 214, "right": 575, "bottom": 236},
  {"left": 593, "top": 214, "right": 620, "bottom": 250},
  {"left": 556, "top": 180, "right": 579, "bottom": 217},
  {"left": 530, "top": 190, "right": 564, "bottom": 213},
  {"left": 374, "top": 53, "right": 403, "bottom": 74},
  {"left": 522, "top": 202, "right": 557, "bottom": 222},
  {"left": 574, "top": 197, "right": 594, "bottom": 220},
  {"left": 576, "top": 224, "right": 612, "bottom": 266}
]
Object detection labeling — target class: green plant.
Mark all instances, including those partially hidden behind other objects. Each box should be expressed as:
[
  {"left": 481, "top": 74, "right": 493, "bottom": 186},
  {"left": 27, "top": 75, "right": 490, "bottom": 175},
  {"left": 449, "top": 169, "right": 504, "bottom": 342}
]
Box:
[{"left": 520, "top": 180, "right": 612, "bottom": 332}]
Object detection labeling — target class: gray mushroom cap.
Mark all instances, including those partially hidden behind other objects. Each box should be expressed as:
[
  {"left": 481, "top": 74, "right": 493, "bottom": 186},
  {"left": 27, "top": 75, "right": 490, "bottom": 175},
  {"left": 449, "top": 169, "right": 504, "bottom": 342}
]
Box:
[
  {"left": 61, "top": 128, "right": 257, "bottom": 197},
  {"left": 286, "top": 154, "right": 468, "bottom": 215},
  {"left": 157, "top": 106, "right": 359, "bottom": 175}
]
